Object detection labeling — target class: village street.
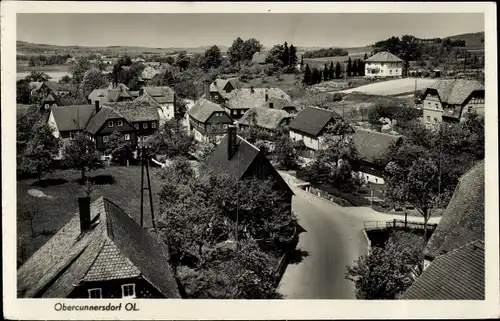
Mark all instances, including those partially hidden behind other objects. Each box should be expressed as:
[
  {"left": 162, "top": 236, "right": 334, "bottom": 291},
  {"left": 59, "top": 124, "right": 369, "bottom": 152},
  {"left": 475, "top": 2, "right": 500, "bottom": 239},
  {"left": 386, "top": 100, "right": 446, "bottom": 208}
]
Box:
[{"left": 278, "top": 172, "right": 441, "bottom": 299}]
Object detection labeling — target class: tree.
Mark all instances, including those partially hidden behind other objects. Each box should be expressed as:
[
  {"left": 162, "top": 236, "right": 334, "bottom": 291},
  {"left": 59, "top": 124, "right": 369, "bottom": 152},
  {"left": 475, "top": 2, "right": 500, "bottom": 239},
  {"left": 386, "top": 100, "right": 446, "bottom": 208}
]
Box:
[
  {"left": 60, "top": 75, "right": 72, "bottom": 84},
  {"left": 63, "top": 133, "right": 101, "bottom": 182},
  {"left": 312, "top": 68, "right": 322, "bottom": 84},
  {"left": 364, "top": 53, "right": 368, "bottom": 60},
  {"left": 147, "top": 119, "right": 196, "bottom": 158},
  {"left": 352, "top": 59, "right": 358, "bottom": 77},
  {"left": 289, "top": 44, "right": 298, "bottom": 68},
  {"left": 19, "top": 123, "right": 61, "bottom": 181},
  {"left": 300, "top": 55, "right": 304, "bottom": 70},
  {"left": 273, "top": 129, "right": 299, "bottom": 170},
  {"left": 104, "top": 131, "right": 134, "bottom": 162},
  {"left": 357, "top": 59, "right": 365, "bottom": 76},
  {"left": 201, "top": 45, "right": 223, "bottom": 70},
  {"left": 302, "top": 64, "right": 312, "bottom": 85},
  {"left": 347, "top": 57, "right": 353, "bottom": 77},
  {"left": 282, "top": 42, "right": 290, "bottom": 68},
  {"left": 266, "top": 44, "right": 285, "bottom": 67},
  {"left": 241, "top": 38, "right": 263, "bottom": 61},
  {"left": 228, "top": 37, "right": 245, "bottom": 66},
  {"left": 70, "top": 57, "right": 92, "bottom": 84},
  {"left": 25, "top": 71, "right": 51, "bottom": 82},
  {"left": 329, "top": 61, "right": 334, "bottom": 80},
  {"left": 16, "top": 80, "right": 32, "bottom": 104},
  {"left": 20, "top": 205, "right": 40, "bottom": 237},
  {"left": 323, "top": 64, "right": 329, "bottom": 81},
  {"left": 176, "top": 51, "right": 191, "bottom": 71},
  {"left": 79, "top": 68, "right": 108, "bottom": 99},
  {"left": 345, "top": 231, "right": 423, "bottom": 299},
  {"left": 335, "top": 62, "right": 342, "bottom": 79}
]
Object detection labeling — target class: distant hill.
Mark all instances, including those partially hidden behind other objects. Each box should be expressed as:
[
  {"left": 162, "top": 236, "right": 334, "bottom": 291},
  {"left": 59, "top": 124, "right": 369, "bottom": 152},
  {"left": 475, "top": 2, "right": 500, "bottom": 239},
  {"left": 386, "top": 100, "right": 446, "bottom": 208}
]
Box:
[
  {"left": 16, "top": 41, "right": 229, "bottom": 56},
  {"left": 443, "top": 31, "right": 484, "bottom": 50}
]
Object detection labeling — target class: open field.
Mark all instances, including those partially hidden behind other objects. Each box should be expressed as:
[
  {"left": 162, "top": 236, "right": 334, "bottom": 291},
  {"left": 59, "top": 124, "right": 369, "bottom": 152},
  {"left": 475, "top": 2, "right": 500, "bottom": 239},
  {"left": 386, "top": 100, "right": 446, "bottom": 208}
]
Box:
[
  {"left": 304, "top": 53, "right": 368, "bottom": 69},
  {"left": 339, "top": 77, "right": 437, "bottom": 96},
  {"left": 17, "top": 166, "right": 166, "bottom": 265}
]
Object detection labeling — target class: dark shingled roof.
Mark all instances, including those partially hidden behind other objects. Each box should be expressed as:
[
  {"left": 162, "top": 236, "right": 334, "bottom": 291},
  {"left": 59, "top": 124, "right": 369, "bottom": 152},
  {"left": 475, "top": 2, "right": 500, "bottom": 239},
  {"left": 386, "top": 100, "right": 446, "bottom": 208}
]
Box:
[
  {"left": 403, "top": 240, "right": 484, "bottom": 300},
  {"left": 103, "top": 101, "right": 159, "bottom": 123},
  {"left": 43, "top": 81, "right": 72, "bottom": 93},
  {"left": 238, "top": 107, "right": 291, "bottom": 130},
  {"left": 204, "top": 134, "right": 261, "bottom": 180},
  {"left": 17, "top": 197, "right": 180, "bottom": 298},
  {"left": 50, "top": 105, "right": 95, "bottom": 132},
  {"left": 226, "top": 87, "right": 291, "bottom": 111},
  {"left": 85, "top": 106, "right": 124, "bottom": 134},
  {"left": 107, "top": 89, "right": 133, "bottom": 102},
  {"left": 425, "top": 79, "right": 484, "bottom": 105},
  {"left": 289, "top": 106, "right": 341, "bottom": 137},
  {"left": 188, "top": 98, "right": 227, "bottom": 123},
  {"left": 424, "top": 160, "right": 485, "bottom": 260},
  {"left": 144, "top": 86, "right": 175, "bottom": 104},
  {"left": 365, "top": 51, "right": 403, "bottom": 63},
  {"left": 353, "top": 128, "right": 402, "bottom": 164}
]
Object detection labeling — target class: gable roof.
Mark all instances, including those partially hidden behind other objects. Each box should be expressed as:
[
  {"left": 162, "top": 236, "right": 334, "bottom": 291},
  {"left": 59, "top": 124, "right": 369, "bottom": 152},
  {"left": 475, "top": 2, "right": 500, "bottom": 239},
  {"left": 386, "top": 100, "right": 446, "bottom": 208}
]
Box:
[
  {"left": 204, "top": 134, "right": 262, "bottom": 181},
  {"left": 143, "top": 86, "right": 175, "bottom": 104},
  {"left": 365, "top": 51, "right": 403, "bottom": 63},
  {"left": 103, "top": 101, "right": 160, "bottom": 123},
  {"left": 238, "top": 107, "right": 291, "bottom": 130},
  {"left": 424, "top": 160, "right": 484, "bottom": 260},
  {"left": 50, "top": 105, "right": 96, "bottom": 132},
  {"left": 403, "top": 240, "right": 484, "bottom": 300},
  {"left": 425, "top": 79, "right": 484, "bottom": 105},
  {"left": 85, "top": 106, "right": 125, "bottom": 134},
  {"left": 289, "top": 106, "right": 341, "bottom": 137},
  {"left": 188, "top": 98, "right": 227, "bottom": 123},
  {"left": 141, "top": 66, "right": 160, "bottom": 80},
  {"left": 17, "top": 197, "right": 180, "bottom": 298},
  {"left": 43, "top": 81, "right": 72, "bottom": 92},
  {"left": 210, "top": 78, "right": 239, "bottom": 93},
  {"left": 353, "top": 128, "right": 402, "bottom": 164},
  {"left": 226, "top": 87, "right": 291, "bottom": 111},
  {"left": 252, "top": 51, "right": 268, "bottom": 64}
]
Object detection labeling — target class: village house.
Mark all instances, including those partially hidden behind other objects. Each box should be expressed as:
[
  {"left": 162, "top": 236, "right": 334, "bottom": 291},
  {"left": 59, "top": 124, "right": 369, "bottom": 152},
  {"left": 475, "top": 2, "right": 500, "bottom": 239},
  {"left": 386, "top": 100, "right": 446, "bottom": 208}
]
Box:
[
  {"left": 421, "top": 79, "right": 484, "bottom": 128},
  {"left": 140, "top": 66, "right": 161, "bottom": 84},
  {"left": 38, "top": 81, "right": 73, "bottom": 110},
  {"left": 208, "top": 78, "right": 239, "bottom": 105},
  {"left": 224, "top": 87, "right": 291, "bottom": 120},
  {"left": 134, "top": 86, "right": 177, "bottom": 126},
  {"left": 352, "top": 128, "right": 402, "bottom": 185},
  {"left": 238, "top": 107, "right": 292, "bottom": 135},
  {"left": 403, "top": 160, "right": 484, "bottom": 299},
  {"left": 47, "top": 100, "right": 160, "bottom": 157},
  {"left": 258, "top": 96, "right": 298, "bottom": 114},
  {"left": 88, "top": 84, "right": 133, "bottom": 105},
  {"left": 204, "top": 125, "right": 294, "bottom": 208},
  {"left": 364, "top": 52, "right": 404, "bottom": 78},
  {"left": 17, "top": 196, "right": 181, "bottom": 299},
  {"left": 187, "top": 98, "right": 233, "bottom": 143},
  {"left": 289, "top": 106, "right": 342, "bottom": 155}
]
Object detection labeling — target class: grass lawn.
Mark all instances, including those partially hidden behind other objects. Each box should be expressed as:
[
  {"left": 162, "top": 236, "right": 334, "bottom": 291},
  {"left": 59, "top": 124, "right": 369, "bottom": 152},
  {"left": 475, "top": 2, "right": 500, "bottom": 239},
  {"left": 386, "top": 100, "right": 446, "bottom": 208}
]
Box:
[{"left": 17, "top": 165, "right": 166, "bottom": 265}]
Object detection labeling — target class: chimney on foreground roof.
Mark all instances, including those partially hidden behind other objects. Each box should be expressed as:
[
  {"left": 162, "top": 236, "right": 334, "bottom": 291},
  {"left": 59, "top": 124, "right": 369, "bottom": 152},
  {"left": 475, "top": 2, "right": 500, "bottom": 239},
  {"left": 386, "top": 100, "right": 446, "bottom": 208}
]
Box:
[
  {"left": 250, "top": 86, "right": 254, "bottom": 94},
  {"left": 227, "top": 124, "right": 238, "bottom": 160},
  {"left": 95, "top": 99, "right": 100, "bottom": 113},
  {"left": 78, "top": 197, "right": 91, "bottom": 233},
  {"left": 139, "top": 87, "right": 144, "bottom": 96}
]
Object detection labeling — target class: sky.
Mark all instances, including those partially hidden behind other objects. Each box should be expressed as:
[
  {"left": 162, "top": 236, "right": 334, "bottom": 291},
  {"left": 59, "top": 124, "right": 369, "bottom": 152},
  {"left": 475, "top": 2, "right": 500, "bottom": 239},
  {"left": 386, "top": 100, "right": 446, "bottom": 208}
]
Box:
[{"left": 17, "top": 13, "right": 484, "bottom": 48}]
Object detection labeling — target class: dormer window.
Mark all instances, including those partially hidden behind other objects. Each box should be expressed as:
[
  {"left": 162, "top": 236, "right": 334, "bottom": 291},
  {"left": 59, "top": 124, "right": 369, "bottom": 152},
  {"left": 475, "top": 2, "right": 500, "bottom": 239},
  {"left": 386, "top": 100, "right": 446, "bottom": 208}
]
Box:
[
  {"left": 134, "top": 124, "right": 140, "bottom": 129},
  {"left": 143, "top": 123, "right": 148, "bottom": 129},
  {"left": 108, "top": 121, "right": 114, "bottom": 127},
  {"left": 121, "top": 284, "right": 136, "bottom": 298},
  {"left": 88, "top": 288, "right": 102, "bottom": 299},
  {"left": 117, "top": 120, "right": 123, "bottom": 126},
  {"left": 151, "top": 122, "right": 156, "bottom": 128}
]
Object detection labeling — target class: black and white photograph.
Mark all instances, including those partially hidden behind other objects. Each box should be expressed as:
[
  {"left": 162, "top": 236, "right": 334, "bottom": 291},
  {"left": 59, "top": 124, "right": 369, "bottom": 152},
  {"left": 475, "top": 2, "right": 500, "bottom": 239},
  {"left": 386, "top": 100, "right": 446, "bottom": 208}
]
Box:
[{"left": 2, "top": 1, "right": 498, "bottom": 320}]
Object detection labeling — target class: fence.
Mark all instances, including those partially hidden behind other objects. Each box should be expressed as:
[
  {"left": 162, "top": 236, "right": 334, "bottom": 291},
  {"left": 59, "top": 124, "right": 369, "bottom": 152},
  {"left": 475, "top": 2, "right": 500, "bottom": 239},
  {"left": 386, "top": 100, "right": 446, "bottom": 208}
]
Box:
[{"left": 364, "top": 219, "right": 438, "bottom": 232}]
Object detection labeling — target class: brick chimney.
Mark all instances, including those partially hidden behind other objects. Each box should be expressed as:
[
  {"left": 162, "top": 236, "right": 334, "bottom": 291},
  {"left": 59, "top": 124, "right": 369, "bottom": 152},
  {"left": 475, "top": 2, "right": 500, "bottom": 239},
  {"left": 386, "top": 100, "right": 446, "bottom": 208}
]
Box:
[
  {"left": 78, "top": 197, "right": 91, "bottom": 233},
  {"left": 139, "top": 87, "right": 144, "bottom": 96},
  {"left": 95, "top": 100, "right": 100, "bottom": 113},
  {"left": 227, "top": 124, "right": 238, "bottom": 160},
  {"left": 250, "top": 86, "right": 254, "bottom": 94}
]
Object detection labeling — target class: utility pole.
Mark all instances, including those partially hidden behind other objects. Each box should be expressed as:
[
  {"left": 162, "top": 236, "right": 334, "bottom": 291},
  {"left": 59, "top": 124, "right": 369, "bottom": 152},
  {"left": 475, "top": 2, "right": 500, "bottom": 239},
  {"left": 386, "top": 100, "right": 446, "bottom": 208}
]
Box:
[
  {"left": 438, "top": 124, "right": 443, "bottom": 195},
  {"left": 344, "top": 62, "right": 348, "bottom": 84},
  {"left": 140, "top": 144, "right": 155, "bottom": 228}
]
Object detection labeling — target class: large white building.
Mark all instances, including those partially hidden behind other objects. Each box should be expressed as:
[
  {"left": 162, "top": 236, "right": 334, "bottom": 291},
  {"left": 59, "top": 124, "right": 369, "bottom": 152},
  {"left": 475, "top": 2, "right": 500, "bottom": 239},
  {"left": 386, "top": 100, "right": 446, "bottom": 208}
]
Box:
[{"left": 364, "top": 52, "right": 404, "bottom": 78}]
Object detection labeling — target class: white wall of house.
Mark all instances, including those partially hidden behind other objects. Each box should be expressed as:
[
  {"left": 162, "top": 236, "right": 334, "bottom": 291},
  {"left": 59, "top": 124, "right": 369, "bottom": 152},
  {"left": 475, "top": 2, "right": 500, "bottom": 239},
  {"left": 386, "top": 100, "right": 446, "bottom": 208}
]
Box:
[
  {"left": 47, "top": 111, "right": 60, "bottom": 139},
  {"left": 365, "top": 61, "right": 403, "bottom": 77},
  {"left": 359, "top": 171, "right": 385, "bottom": 185},
  {"left": 290, "top": 130, "right": 321, "bottom": 150},
  {"left": 462, "top": 97, "right": 485, "bottom": 117},
  {"left": 422, "top": 94, "right": 444, "bottom": 128},
  {"left": 192, "top": 127, "right": 206, "bottom": 143},
  {"left": 157, "top": 103, "right": 175, "bottom": 126}
]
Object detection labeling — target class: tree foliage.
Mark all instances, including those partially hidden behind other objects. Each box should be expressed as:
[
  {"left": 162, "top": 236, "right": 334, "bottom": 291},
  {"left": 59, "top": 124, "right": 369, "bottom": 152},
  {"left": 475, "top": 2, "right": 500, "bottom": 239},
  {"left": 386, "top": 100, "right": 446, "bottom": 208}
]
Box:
[
  {"left": 79, "top": 68, "right": 109, "bottom": 99},
  {"left": 200, "top": 45, "right": 223, "bottom": 70},
  {"left": 147, "top": 119, "right": 196, "bottom": 158},
  {"left": 62, "top": 133, "right": 101, "bottom": 182},
  {"left": 303, "top": 47, "right": 348, "bottom": 59}
]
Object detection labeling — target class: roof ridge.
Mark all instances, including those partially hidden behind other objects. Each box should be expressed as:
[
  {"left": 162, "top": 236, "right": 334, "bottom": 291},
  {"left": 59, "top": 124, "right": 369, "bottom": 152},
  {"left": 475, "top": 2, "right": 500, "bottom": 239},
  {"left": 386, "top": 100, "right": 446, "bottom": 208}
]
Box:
[
  {"left": 355, "top": 127, "right": 402, "bottom": 138},
  {"left": 434, "top": 238, "right": 484, "bottom": 260},
  {"left": 236, "top": 134, "right": 260, "bottom": 152}
]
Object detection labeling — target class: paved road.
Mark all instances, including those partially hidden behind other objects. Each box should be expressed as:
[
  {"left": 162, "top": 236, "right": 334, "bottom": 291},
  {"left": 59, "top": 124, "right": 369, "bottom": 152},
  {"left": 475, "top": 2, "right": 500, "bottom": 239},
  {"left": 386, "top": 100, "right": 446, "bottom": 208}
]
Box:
[{"left": 278, "top": 172, "right": 441, "bottom": 299}]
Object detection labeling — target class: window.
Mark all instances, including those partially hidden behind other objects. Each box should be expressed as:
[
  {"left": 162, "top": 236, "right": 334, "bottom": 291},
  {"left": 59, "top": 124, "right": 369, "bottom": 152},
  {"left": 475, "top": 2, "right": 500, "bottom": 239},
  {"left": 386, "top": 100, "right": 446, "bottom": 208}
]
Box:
[
  {"left": 69, "top": 132, "right": 76, "bottom": 140},
  {"left": 143, "top": 123, "right": 148, "bottom": 129},
  {"left": 151, "top": 122, "right": 156, "bottom": 128},
  {"left": 44, "top": 104, "right": 50, "bottom": 110},
  {"left": 88, "top": 288, "right": 102, "bottom": 299},
  {"left": 134, "top": 124, "right": 139, "bottom": 129},
  {"left": 468, "top": 106, "right": 473, "bottom": 113},
  {"left": 108, "top": 121, "right": 114, "bottom": 127},
  {"left": 117, "top": 120, "right": 123, "bottom": 126},
  {"left": 426, "top": 116, "right": 430, "bottom": 122},
  {"left": 390, "top": 70, "right": 392, "bottom": 74},
  {"left": 103, "top": 135, "right": 109, "bottom": 142},
  {"left": 124, "top": 134, "right": 130, "bottom": 141},
  {"left": 433, "top": 117, "right": 438, "bottom": 123},
  {"left": 435, "top": 103, "right": 438, "bottom": 109},
  {"left": 121, "top": 284, "right": 136, "bottom": 298}
]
